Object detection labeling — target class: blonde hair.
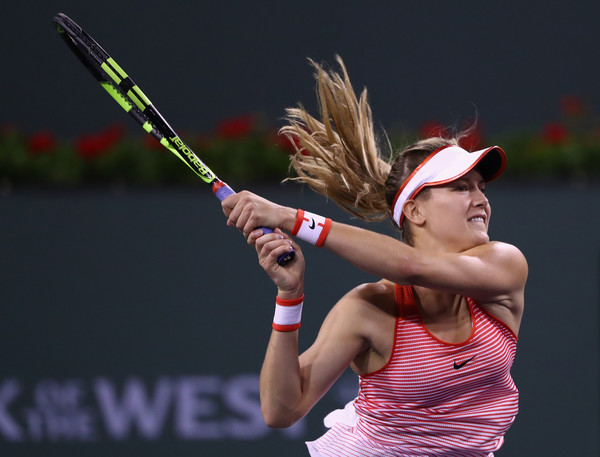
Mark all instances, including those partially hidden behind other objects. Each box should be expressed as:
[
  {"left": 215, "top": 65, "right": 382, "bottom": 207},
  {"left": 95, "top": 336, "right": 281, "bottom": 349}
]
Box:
[
  {"left": 280, "top": 56, "right": 460, "bottom": 242},
  {"left": 281, "top": 56, "right": 391, "bottom": 222}
]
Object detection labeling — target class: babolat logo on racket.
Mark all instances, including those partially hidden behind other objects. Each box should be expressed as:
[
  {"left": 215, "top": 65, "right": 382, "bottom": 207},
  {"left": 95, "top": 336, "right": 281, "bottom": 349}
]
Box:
[{"left": 169, "top": 136, "right": 214, "bottom": 181}]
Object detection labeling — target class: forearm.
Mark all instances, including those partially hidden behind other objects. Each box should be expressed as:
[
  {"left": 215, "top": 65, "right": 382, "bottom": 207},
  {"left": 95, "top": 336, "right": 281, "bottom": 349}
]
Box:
[
  {"left": 223, "top": 193, "right": 415, "bottom": 283},
  {"left": 322, "top": 221, "right": 416, "bottom": 285},
  {"left": 278, "top": 206, "right": 299, "bottom": 233},
  {"left": 259, "top": 330, "right": 304, "bottom": 428},
  {"left": 281, "top": 208, "right": 415, "bottom": 284}
]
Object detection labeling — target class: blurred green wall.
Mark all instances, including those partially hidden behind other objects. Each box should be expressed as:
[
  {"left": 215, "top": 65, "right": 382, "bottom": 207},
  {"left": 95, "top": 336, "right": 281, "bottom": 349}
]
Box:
[{"left": 0, "top": 182, "right": 598, "bottom": 456}]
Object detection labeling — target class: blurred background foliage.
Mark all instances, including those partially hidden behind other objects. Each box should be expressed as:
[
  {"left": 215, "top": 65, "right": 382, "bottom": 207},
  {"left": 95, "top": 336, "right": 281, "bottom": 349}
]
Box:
[{"left": 2, "top": 95, "right": 599, "bottom": 189}]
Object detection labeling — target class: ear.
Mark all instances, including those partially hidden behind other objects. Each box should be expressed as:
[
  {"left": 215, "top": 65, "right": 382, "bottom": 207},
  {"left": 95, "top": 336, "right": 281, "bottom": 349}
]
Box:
[{"left": 402, "top": 200, "right": 426, "bottom": 226}]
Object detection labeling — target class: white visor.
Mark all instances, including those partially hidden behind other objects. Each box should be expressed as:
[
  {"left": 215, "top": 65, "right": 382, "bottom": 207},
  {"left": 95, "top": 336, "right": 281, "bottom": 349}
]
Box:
[{"left": 392, "top": 144, "right": 506, "bottom": 227}]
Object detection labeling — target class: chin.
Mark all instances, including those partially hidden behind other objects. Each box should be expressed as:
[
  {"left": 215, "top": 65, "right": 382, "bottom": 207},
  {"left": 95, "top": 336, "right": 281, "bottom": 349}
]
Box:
[
  {"left": 459, "top": 233, "right": 489, "bottom": 251},
  {"left": 474, "top": 233, "right": 490, "bottom": 246}
]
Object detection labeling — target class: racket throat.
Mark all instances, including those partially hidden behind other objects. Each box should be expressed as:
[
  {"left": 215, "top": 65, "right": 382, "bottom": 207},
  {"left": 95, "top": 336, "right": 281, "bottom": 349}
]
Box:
[{"left": 212, "top": 180, "right": 234, "bottom": 201}]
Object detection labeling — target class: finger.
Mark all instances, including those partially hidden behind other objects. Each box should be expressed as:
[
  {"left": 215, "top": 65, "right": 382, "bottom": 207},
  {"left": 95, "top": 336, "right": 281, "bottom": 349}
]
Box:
[
  {"left": 227, "top": 204, "right": 251, "bottom": 235},
  {"left": 225, "top": 191, "right": 258, "bottom": 231},
  {"left": 274, "top": 228, "right": 302, "bottom": 250},
  {"left": 273, "top": 227, "right": 293, "bottom": 239},
  {"left": 261, "top": 242, "right": 295, "bottom": 269},
  {"left": 236, "top": 203, "right": 264, "bottom": 236},
  {"left": 220, "top": 193, "right": 240, "bottom": 217},
  {"left": 240, "top": 206, "right": 265, "bottom": 236},
  {"left": 247, "top": 228, "right": 265, "bottom": 246},
  {"left": 225, "top": 201, "right": 244, "bottom": 228},
  {"left": 256, "top": 235, "right": 292, "bottom": 263},
  {"left": 255, "top": 231, "right": 287, "bottom": 254}
]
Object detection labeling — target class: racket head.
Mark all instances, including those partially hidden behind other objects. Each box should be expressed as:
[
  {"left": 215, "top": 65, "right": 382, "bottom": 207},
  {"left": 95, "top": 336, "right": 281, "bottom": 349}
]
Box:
[
  {"left": 52, "top": 13, "right": 218, "bottom": 184},
  {"left": 53, "top": 13, "right": 295, "bottom": 266},
  {"left": 53, "top": 13, "right": 110, "bottom": 83}
]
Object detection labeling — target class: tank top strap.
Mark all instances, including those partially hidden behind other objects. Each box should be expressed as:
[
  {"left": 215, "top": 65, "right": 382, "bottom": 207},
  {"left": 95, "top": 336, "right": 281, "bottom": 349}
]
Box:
[{"left": 394, "top": 284, "right": 418, "bottom": 319}]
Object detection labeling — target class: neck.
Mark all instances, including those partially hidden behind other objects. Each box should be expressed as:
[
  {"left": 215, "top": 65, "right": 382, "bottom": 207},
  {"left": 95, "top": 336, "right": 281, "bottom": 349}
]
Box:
[
  {"left": 412, "top": 286, "right": 466, "bottom": 318},
  {"left": 412, "top": 233, "right": 461, "bottom": 254},
  {"left": 411, "top": 286, "right": 473, "bottom": 344}
]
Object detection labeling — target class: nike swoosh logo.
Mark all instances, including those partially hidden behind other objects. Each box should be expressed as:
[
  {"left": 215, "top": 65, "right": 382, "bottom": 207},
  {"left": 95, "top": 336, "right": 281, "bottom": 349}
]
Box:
[
  {"left": 308, "top": 218, "right": 316, "bottom": 229},
  {"left": 453, "top": 356, "right": 476, "bottom": 370}
]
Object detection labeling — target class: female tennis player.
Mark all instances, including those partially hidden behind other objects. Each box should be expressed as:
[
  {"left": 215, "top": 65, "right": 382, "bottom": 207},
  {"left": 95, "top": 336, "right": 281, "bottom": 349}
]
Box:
[{"left": 222, "top": 56, "right": 527, "bottom": 456}]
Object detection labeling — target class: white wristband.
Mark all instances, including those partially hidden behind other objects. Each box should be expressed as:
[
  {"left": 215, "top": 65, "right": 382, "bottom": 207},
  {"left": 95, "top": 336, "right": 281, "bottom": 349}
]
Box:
[
  {"left": 291, "top": 210, "right": 332, "bottom": 247},
  {"left": 272, "top": 295, "right": 304, "bottom": 332}
]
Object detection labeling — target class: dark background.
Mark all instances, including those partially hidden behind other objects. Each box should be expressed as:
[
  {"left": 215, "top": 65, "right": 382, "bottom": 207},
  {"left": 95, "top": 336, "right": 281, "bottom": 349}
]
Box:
[
  {"left": 2, "top": 1, "right": 599, "bottom": 139},
  {"left": 0, "top": 185, "right": 599, "bottom": 456},
  {"left": 1, "top": 1, "right": 599, "bottom": 456}
]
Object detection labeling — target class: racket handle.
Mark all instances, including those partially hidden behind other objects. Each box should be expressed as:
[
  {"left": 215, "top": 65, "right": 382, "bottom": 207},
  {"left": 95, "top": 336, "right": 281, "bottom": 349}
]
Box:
[{"left": 212, "top": 181, "right": 295, "bottom": 266}]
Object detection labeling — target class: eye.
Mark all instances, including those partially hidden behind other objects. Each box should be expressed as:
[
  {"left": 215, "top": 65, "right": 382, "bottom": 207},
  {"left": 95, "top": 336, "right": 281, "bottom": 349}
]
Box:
[{"left": 455, "top": 184, "right": 468, "bottom": 192}]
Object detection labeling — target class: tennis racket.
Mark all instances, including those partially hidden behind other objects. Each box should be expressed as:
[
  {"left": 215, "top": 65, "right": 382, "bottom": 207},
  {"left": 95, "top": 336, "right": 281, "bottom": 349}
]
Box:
[{"left": 52, "top": 12, "right": 294, "bottom": 266}]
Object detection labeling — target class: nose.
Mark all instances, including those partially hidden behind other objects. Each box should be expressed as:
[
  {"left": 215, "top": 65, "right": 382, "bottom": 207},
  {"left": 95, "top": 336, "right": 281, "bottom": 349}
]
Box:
[{"left": 473, "top": 188, "right": 489, "bottom": 207}]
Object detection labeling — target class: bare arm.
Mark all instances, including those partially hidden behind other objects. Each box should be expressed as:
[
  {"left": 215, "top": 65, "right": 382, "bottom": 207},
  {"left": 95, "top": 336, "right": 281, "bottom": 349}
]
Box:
[
  {"left": 322, "top": 222, "right": 527, "bottom": 334},
  {"left": 260, "top": 295, "right": 368, "bottom": 427},
  {"left": 223, "top": 192, "right": 527, "bottom": 308},
  {"left": 323, "top": 222, "right": 528, "bottom": 305},
  {"left": 248, "top": 229, "right": 368, "bottom": 428}
]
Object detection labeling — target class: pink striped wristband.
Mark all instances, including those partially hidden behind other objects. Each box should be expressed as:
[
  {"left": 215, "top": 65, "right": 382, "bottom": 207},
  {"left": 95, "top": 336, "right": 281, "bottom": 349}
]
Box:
[
  {"left": 291, "top": 209, "right": 332, "bottom": 247},
  {"left": 272, "top": 295, "right": 304, "bottom": 332}
]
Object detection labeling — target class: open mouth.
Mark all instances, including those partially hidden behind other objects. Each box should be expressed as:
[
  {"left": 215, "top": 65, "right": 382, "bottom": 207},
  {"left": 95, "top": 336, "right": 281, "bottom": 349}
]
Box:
[{"left": 468, "top": 216, "right": 486, "bottom": 224}]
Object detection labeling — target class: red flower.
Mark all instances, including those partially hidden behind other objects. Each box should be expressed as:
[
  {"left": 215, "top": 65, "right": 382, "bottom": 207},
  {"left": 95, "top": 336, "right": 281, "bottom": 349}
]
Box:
[
  {"left": 142, "top": 134, "right": 165, "bottom": 150},
  {"left": 76, "top": 124, "right": 126, "bottom": 159},
  {"left": 419, "top": 121, "right": 447, "bottom": 139},
  {"left": 458, "top": 125, "right": 484, "bottom": 151},
  {"left": 542, "top": 122, "right": 568, "bottom": 144},
  {"left": 27, "top": 130, "right": 57, "bottom": 155},
  {"left": 215, "top": 115, "right": 254, "bottom": 139},
  {"left": 560, "top": 95, "right": 584, "bottom": 117},
  {"left": 272, "top": 131, "right": 302, "bottom": 154}
]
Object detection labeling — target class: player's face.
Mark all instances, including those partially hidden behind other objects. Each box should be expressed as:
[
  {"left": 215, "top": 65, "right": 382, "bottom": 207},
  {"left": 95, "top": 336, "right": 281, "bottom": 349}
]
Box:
[{"left": 418, "top": 169, "right": 491, "bottom": 252}]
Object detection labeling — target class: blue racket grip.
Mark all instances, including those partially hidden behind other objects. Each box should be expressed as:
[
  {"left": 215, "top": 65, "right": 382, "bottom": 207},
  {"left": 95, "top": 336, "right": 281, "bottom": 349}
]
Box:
[{"left": 213, "top": 181, "right": 295, "bottom": 266}]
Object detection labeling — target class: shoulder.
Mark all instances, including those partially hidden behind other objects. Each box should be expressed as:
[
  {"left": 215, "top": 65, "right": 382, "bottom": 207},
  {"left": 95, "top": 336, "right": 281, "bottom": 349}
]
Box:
[
  {"left": 468, "top": 240, "right": 524, "bottom": 258},
  {"left": 468, "top": 241, "right": 528, "bottom": 280},
  {"left": 325, "top": 280, "right": 397, "bottom": 333},
  {"left": 325, "top": 281, "right": 398, "bottom": 369},
  {"left": 345, "top": 280, "right": 395, "bottom": 301},
  {"left": 468, "top": 242, "right": 527, "bottom": 332},
  {"left": 483, "top": 241, "right": 526, "bottom": 260},
  {"left": 339, "top": 280, "right": 396, "bottom": 312}
]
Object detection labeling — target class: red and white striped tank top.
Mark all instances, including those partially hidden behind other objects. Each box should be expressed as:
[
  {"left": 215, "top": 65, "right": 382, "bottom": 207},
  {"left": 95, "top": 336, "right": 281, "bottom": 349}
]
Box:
[{"left": 306, "top": 285, "right": 518, "bottom": 457}]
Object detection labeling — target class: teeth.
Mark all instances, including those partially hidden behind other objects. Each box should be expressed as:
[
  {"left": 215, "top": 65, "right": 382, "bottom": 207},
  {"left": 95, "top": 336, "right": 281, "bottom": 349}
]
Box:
[{"left": 470, "top": 217, "right": 484, "bottom": 222}]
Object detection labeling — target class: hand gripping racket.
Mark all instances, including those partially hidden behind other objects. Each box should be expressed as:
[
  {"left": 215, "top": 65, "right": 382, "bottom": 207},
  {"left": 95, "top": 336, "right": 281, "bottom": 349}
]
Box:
[{"left": 52, "top": 12, "right": 294, "bottom": 266}]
